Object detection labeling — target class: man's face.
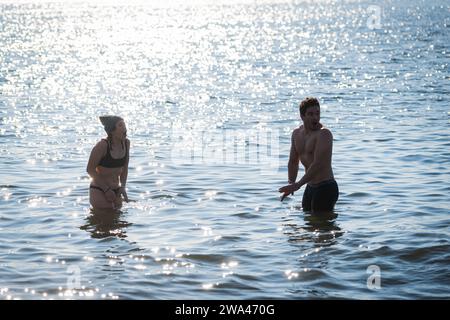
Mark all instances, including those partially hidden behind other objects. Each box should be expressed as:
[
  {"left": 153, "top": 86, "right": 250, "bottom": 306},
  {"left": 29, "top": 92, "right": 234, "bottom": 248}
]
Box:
[{"left": 301, "top": 105, "right": 320, "bottom": 130}]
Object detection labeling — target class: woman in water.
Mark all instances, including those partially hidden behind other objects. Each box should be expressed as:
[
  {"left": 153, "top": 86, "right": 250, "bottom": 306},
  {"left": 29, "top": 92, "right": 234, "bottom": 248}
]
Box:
[{"left": 87, "top": 116, "right": 130, "bottom": 210}]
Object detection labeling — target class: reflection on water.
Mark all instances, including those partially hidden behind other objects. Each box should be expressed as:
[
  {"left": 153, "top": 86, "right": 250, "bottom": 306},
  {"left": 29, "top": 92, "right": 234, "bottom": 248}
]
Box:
[
  {"left": 303, "top": 212, "right": 344, "bottom": 247},
  {"left": 283, "top": 211, "right": 343, "bottom": 247},
  {"left": 0, "top": 0, "right": 448, "bottom": 299},
  {"left": 282, "top": 210, "right": 345, "bottom": 298},
  {"left": 80, "top": 208, "right": 132, "bottom": 239}
]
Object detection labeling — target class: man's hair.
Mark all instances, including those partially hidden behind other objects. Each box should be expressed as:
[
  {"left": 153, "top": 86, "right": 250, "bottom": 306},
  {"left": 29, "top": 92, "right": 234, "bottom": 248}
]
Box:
[{"left": 299, "top": 97, "right": 320, "bottom": 116}]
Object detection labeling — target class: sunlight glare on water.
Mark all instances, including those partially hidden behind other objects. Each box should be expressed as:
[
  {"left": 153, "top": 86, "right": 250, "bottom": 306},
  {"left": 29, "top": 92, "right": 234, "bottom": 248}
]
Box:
[{"left": 0, "top": 0, "right": 449, "bottom": 299}]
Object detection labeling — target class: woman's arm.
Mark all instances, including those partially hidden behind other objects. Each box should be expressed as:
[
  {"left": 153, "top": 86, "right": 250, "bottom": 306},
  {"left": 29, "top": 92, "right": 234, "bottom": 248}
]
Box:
[
  {"left": 119, "top": 139, "right": 130, "bottom": 202},
  {"left": 119, "top": 139, "right": 130, "bottom": 187},
  {"left": 86, "top": 140, "right": 109, "bottom": 191}
]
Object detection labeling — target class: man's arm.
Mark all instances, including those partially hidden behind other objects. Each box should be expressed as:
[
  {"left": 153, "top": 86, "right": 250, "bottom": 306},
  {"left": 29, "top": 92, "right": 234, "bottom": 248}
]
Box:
[
  {"left": 288, "top": 130, "right": 299, "bottom": 184},
  {"left": 295, "top": 129, "right": 332, "bottom": 188}
]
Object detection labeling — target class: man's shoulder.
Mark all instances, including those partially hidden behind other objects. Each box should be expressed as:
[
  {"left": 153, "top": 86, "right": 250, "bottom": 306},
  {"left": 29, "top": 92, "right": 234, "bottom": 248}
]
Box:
[
  {"left": 318, "top": 127, "right": 333, "bottom": 139},
  {"left": 292, "top": 125, "right": 303, "bottom": 135},
  {"left": 291, "top": 127, "right": 302, "bottom": 142}
]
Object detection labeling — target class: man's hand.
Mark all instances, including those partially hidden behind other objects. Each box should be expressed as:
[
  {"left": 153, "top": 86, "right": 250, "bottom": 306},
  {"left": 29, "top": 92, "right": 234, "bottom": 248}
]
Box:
[{"left": 278, "top": 183, "right": 300, "bottom": 201}]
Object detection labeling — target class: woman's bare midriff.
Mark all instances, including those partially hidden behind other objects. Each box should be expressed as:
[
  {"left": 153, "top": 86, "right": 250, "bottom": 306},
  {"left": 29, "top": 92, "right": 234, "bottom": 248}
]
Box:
[
  {"left": 89, "top": 166, "right": 123, "bottom": 209},
  {"left": 92, "top": 166, "right": 123, "bottom": 189}
]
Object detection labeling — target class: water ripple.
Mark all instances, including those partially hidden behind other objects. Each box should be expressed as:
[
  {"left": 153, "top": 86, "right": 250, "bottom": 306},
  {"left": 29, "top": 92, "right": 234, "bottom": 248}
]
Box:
[{"left": 0, "top": 0, "right": 449, "bottom": 299}]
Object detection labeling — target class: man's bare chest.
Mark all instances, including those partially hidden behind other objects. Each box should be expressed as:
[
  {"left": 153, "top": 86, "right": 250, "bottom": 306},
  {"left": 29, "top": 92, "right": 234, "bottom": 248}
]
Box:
[{"left": 295, "top": 133, "right": 317, "bottom": 159}]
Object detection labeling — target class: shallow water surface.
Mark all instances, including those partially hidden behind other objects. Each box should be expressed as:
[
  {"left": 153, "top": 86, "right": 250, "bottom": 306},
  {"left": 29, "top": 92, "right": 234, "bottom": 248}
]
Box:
[{"left": 0, "top": 0, "right": 449, "bottom": 299}]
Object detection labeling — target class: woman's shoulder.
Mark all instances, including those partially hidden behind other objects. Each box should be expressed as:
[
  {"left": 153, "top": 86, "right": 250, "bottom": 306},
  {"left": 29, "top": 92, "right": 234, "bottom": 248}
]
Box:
[{"left": 94, "top": 139, "right": 108, "bottom": 149}]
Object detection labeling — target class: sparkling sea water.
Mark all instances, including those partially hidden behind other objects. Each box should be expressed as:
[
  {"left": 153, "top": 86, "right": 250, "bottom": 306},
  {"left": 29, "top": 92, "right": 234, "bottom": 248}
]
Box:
[{"left": 0, "top": 0, "right": 449, "bottom": 299}]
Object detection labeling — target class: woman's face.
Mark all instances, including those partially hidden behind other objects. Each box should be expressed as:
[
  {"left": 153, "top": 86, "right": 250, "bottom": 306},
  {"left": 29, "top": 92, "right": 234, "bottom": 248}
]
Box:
[{"left": 113, "top": 120, "right": 127, "bottom": 138}]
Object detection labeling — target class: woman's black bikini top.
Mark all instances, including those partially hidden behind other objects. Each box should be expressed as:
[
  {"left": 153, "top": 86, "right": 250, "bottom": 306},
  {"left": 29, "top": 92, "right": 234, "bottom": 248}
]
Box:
[{"left": 98, "top": 139, "right": 127, "bottom": 168}]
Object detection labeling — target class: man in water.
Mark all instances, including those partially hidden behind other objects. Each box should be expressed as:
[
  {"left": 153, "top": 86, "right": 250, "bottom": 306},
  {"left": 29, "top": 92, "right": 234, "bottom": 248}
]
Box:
[{"left": 278, "top": 97, "right": 338, "bottom": 213}]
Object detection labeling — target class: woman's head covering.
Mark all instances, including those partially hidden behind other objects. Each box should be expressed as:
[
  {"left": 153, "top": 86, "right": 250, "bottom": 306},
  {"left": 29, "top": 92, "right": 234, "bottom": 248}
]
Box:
[{"left": 99, "top": 116, "right": 123, "bottom": 133}]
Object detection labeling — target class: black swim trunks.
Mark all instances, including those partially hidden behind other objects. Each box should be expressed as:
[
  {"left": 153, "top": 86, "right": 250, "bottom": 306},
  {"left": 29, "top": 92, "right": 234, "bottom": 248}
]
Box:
[{"left": 302, "top": 179, "right": 339, "bottom": 213}]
